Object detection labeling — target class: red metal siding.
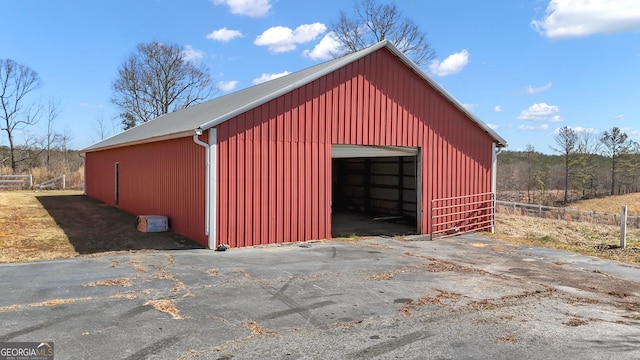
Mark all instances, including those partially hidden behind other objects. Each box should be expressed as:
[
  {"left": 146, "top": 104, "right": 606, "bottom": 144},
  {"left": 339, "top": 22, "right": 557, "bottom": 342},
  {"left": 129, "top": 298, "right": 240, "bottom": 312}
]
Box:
[
  {"left": 216, "top": 48, "right": 495, "bottom": 247},
  {"left": 85, "top": 136, "right": 207, "bottom": 246}
]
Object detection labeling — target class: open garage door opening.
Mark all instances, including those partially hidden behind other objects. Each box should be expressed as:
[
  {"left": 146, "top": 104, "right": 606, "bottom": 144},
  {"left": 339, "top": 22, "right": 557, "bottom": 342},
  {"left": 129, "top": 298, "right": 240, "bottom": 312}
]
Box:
[{"left": 331, "top": 145, "right": 420, "bottom": 238}]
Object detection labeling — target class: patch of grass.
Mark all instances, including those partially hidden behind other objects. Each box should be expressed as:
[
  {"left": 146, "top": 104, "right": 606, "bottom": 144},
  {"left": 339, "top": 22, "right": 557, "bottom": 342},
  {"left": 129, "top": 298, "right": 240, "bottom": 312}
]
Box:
[
  {"left": 0, "top": 190, "right": 79, "bottom": 263},
  {"left": 489, "top": 212, "right": 640, "bottom": 265},
  {"left": 568, "top": 193, "right": 640, "bottom": 216},
  {"left": 0, "top": 190, "right": 201, "bottom": 263}
]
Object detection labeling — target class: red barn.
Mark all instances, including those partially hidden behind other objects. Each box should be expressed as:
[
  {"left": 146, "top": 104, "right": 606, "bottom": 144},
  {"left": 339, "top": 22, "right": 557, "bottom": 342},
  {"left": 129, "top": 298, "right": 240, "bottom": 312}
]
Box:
[{"left": 83, "top": 41, "right": 507, "bottom": 249}]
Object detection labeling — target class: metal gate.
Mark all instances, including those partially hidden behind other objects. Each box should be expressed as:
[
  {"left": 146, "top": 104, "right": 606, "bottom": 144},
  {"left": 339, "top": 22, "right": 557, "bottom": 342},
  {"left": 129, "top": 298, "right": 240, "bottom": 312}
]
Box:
[{"left": 430, "top": 192, "right": 494, "bottom": 240}]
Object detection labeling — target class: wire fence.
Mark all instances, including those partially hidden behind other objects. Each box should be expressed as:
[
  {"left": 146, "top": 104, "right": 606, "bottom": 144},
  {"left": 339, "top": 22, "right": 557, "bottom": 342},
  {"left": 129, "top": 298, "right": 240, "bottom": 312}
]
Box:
[{"left": 495, "top": 200, "right": 640, "bottom": 229}]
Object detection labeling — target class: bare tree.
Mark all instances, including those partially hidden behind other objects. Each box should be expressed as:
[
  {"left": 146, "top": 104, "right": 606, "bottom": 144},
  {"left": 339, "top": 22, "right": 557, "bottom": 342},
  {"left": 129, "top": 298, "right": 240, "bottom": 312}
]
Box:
[
  {"left": 551, "top": 126, "right": 579, "bottom": 203},
  {"left": 43, "top": 99, "right": 61, "bottom": 171},
  {"left": 93, "top": 113, "right": 116, "bottom": 142},
  {"left": 0, "top": 59, "right": 42, "bottom": 171},
  {"left": 331, "top": 0, "right": 435, "bottom": 65},
  {"left": 576, "top": 131, "right": 601, "bottom": 198},
  {"left": 111, "top": 41, "right": 216, "bottom": 129},
  {"left": 600, "top": 127, "right": 630, "bottom": 195}
]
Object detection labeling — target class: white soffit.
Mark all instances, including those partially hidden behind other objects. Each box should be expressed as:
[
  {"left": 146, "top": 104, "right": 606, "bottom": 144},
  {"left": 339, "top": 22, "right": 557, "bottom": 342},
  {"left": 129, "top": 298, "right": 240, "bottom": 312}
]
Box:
[{"left": 331, "top": 145, "right": 418, "bottom": 158}]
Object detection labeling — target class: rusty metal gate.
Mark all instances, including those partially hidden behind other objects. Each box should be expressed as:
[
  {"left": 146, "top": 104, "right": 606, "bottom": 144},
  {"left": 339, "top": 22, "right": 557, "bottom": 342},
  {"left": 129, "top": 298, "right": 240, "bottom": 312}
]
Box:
[{"left": 430, "top": 192, "right": 494, "bottom": 240}]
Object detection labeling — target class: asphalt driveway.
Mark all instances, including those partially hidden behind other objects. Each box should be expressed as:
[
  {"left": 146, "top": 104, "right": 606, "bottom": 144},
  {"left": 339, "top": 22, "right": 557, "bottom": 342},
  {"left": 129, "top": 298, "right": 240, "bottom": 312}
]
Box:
[{"left": 1, "top": 234, "right": 640, "bottom": 359}]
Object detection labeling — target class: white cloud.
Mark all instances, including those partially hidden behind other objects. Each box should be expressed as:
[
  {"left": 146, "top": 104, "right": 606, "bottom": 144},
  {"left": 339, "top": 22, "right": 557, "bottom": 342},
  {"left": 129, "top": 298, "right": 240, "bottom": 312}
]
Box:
[
  {"left": 615, "top": 114, "right": 625, "bottom": 120},
  {"left": 487, "top": 123, "right": 500, "bottom": 129},
  {"left": 303, "top": 33, "right": 341, "bottom": 61},
  {"left": 519, "top": 124, "right": 550, "bottom": 131},
  {"left": 182, "top": 45, "right": 205, "bottom": 62},
  {"left": 255, "top": 23, "right": 327, "bottom": 53},
  {"left": 80, "top": 103, "right": 104, "bottom": 109},
  {"left": 571, "top": 126, "right": 599, "bottom": 134},
  {"left": 428, "top": 50, "right": 470, "bottom": 77},
  {"left": 206, "top": 27, "right": 243, "bottom": 42},
  {"left": 293, "top": 23, "right": 328, "bottom": 43},
  {"left": 525, "top": 82, "right": 553, "bottom": 94},
  {"left": 252, "top": 71, "right": 291, "bottom": 84},
  {"left": 532, "top": 0, "right": 640, "bottom": 38},
  {"left": 518, "top": 102, "right": 561, "bottom": 121},
  {"left": 494, "top": 105, "right": 503, "bottom": 112},
  {"left": 462, "top": 103, "right": 478, "bottom": 111},
  {"left": 218, "top": 80, "right": 239, "bottom": 91},
  {"left": 212, "top": 0, "right": 271, "bottom": 17}
]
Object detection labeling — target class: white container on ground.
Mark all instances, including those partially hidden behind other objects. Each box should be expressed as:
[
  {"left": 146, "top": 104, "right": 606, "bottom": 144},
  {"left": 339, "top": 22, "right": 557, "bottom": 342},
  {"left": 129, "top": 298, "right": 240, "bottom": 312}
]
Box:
[{"left": 137, "top": 215, "right": 169, "bottom": 232}]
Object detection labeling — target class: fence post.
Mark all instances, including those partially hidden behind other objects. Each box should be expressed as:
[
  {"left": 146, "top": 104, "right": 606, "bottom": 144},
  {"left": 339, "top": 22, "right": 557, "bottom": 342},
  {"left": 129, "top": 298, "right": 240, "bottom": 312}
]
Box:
[
  {"left": 28, "top": 174, "right": 33, "bottom": 188},
  {"left": 62, "top": 174, "right": 66, "bottom": 190},
  {"left": 620, "top": 205, "right": 627, "bottom": 248}
]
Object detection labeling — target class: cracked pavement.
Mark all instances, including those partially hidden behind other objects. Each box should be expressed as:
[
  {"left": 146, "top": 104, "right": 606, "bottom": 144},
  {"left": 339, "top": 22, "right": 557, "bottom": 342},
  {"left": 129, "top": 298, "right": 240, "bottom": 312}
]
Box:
[{"left": 1, "top": 234, "right": 640, "bottom": 359}]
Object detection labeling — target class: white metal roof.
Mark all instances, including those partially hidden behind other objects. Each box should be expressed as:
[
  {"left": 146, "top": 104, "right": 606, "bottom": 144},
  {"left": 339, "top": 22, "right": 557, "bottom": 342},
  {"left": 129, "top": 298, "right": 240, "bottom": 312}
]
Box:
[{"left": 83, "top": 41, "right": 506, "bottom": 152}]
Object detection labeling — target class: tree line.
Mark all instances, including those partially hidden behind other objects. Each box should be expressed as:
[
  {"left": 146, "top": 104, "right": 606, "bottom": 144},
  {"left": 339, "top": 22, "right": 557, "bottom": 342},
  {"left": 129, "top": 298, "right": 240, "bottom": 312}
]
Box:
[{"left": 497, "top": 126, "right": 640, "bottom": 205}]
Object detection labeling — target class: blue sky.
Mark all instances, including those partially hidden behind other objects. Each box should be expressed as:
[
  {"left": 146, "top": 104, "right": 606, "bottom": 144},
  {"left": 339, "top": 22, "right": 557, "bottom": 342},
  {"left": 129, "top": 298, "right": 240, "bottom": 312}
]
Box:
[{"left": 2, "top": 0, "right": 639, "bottom": 154}]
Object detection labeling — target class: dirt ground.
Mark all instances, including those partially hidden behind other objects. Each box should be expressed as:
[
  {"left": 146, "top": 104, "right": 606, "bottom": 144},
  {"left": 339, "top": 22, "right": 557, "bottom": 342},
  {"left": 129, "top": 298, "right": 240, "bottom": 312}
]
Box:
[{"left": 0, "top": 190, "right": 202, "bottom": 263}]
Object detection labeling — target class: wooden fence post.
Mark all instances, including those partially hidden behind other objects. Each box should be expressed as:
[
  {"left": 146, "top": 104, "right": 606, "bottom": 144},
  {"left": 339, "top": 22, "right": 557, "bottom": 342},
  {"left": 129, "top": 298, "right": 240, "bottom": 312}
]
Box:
[{"left": 620, "top": 205, "right": 627, "bottom": 248}]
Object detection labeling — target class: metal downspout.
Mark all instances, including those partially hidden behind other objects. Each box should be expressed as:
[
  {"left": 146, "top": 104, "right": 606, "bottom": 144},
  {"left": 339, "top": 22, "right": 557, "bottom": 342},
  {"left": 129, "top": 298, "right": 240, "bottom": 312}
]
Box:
[{"left": 193, "top": 132, "right": 210, "bottom": 243}]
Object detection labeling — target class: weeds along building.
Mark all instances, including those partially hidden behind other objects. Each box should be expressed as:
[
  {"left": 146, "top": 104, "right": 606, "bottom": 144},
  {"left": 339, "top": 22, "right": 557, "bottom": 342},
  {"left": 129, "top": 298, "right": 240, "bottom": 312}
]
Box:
[{"left": 82, "top": 41, "right": 507, "bottom": 249}]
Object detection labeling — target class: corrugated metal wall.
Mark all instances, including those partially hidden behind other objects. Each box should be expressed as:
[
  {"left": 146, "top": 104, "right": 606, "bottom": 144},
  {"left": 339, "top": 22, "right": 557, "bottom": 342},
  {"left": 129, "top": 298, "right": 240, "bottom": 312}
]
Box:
[
  {"left": 85, "top": 136, "right": 208, "bottom": 245},
  {"left": 216, "top": 48, "right": 494, "bottom": 247}
]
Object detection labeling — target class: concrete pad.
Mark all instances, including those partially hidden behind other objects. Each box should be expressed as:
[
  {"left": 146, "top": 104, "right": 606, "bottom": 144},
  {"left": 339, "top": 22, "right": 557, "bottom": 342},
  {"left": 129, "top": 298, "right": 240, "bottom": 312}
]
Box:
[{"left": 1, "top": 235, "right": 640, "bottom": 359}]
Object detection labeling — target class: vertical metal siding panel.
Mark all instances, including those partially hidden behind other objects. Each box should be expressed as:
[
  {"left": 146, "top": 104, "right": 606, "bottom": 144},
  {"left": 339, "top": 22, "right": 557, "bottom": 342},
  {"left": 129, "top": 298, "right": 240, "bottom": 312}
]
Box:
[
  {"left": 332, "top": 71, "right": 339, "bottom": 144},
  {"left": 218, "top": 123, "right": 229, "bottom": 246},
  {"left": 288, "top": 97, "right": 299, "bottom": 242},
  {"left": 385, "top": 65, "right": 393, "bottom": 145},
  {"left": 343, "top": 67, "right": 352, "bottom": 143},
  {"left": 228, "top": 116, "right": 238, "bottom": 246},
  {"left": 347, "top": 63, "right": 360, "bottom": 144},
  {"left": 355, "top": 64, "right": 364, "bottom": 145},
  {"left": 375, "top": 51, "right": 384, "bottom": 144},
  {"left": 284, "top": 139, "right": 292, "bottom": 243},
  {"left": 389, "top": 66, "right": 400, "bottom": 146},
  {"left": 325, "top": 143, "right": 332, "bottom": 237},
  {"left": 252, "top": 109, "right": 262, "bottom": 246},
  {"left": 333, "top": 68, "right": 346, "bottom": 144},
  {"left": 237, "top": 114, "right": 246, "bottom": 248},
  {"left": 361, "top": 58, "right": 370, "bottom": 143},
  {"left": 423, "top": 92, "right": 432, "bottom": 233},
  {"left": 276, "top": 97, "right": 285, "bottom": 244},
  {"left": 298, "top": 141, "right": 306, "bottom": 241},
  {"left": 397, "top": 64, "right": 405, "bottom": 146},
  {"left": 318, "top": 77, "right": 327, "bottom": 147},
  {"left": 268, "top": 101, "right": 277, "bottom": 244},
  {"left": 260, "top": 106, "right": 270, "bottom": 245},
  {"left": 296, "top": 86, "right": 305, "bottom": 242},
  {"left": 244, "top": 113, "right": 254, "bottom": 246},
  {"left": 318, "top": 142, "right": 327, "bottom": 239}
]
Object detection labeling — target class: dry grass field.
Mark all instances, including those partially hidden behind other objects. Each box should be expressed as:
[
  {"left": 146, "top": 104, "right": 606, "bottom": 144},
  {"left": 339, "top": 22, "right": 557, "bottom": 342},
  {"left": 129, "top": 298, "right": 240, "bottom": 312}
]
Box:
[
  {"left": 0, "top": 190, "right": 79, "bottom": 262},
  {"left": 491, "top": 193, "right": 640, "bottom": 265},
  {"left": 567, "top": 192, "right": 640, "bottom": 216}
]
